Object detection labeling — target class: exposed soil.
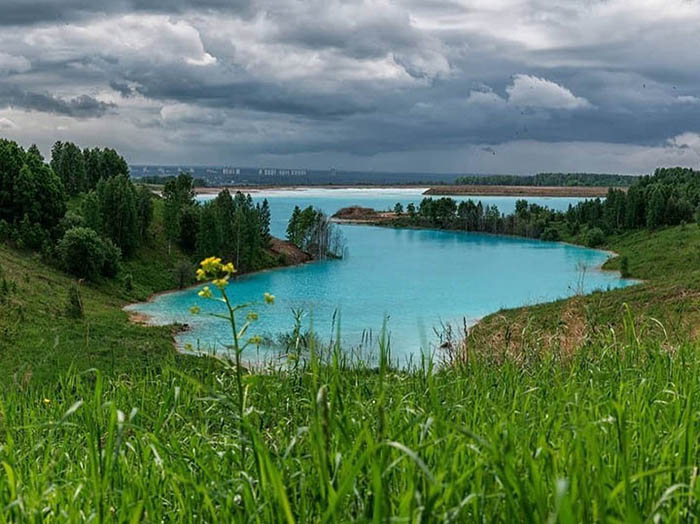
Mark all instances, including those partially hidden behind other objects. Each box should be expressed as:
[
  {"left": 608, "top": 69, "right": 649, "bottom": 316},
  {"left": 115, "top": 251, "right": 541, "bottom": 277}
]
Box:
[
  {"left": 331, "top": 206, "right": 397, "bottom": 223},
  {"left": 268, "top": 237, "right": 313, "bottom": 265}
]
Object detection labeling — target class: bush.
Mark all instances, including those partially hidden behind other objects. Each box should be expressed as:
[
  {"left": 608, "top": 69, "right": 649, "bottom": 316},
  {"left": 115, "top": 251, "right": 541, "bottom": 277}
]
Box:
[
  {"left": 584, "top": 227, "right": 606, "bottom": 247},
  {"left": 16, "top": 215, "right": 50, "bottom": 250},
  {"left": 57, "top": 227, "right": 121, "bottom": 280},
  {"left": 540, "top": 226, "right": 560, "bottom": 241},
  {"left": 173, "top": 260, "right": 194, "bottom": 289}
]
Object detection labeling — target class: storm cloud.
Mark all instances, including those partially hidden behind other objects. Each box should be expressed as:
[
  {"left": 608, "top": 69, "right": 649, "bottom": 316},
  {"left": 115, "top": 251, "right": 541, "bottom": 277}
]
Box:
[{"left": 0, "top": 0, "right": 699, "bottom": 173}]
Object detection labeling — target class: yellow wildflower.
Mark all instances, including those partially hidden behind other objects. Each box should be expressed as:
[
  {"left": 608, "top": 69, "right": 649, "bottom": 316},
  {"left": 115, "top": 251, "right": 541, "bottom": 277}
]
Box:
[
  {"left": 189, "top": 305, "right": 201, "bottom": 315},
  {"left": 249, "top": 335, "right": 263, "bottom": 345},
  {"left": 184, "top": 343, "right": 193, "bottom": 351},
  {"left": 198, "top": 286, "right": 213, "bottom": 299},
  {"left": 222, "top": 262, "right": 236, "bottom": 274},
  {"left": 263, "top": 292, "right": 275, "bottom": 305},
  {"left": 213, "top": 277, "right": 229, "bottom": 290},
  {"left": 196, "top": 268, "right": 206, "bottom": 281},
  {"left": 200, "top": 257, "right": 223, "bottom": 274},
  {"left": 246, "top": 311, "right": 259, "bottom": 322},
  {"left": 43, "top": 398, "right": 51, "bottom": 405}
]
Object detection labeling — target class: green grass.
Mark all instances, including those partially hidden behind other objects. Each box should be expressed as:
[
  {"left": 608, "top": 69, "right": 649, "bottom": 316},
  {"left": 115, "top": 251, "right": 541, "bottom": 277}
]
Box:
[{"left": 1, "top": 330, "right": 699, "bottom": 521}]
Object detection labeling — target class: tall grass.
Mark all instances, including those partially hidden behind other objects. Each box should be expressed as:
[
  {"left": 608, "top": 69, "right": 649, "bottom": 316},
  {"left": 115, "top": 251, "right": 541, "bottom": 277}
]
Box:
[{"left": 1, "top": 319, "right": 699, "bottom": 522}]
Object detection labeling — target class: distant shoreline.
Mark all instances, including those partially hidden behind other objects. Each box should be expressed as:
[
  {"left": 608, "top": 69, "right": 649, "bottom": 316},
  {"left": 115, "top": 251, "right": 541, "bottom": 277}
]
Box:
[{"left": 191, "top": 184, "right": 616, "bottom": 198}]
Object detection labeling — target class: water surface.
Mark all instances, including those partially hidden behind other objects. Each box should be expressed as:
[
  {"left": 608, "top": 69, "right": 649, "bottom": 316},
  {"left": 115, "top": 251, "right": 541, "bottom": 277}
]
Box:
[{"left": 128, "top": 189, "right": 633, "bottom": 363}]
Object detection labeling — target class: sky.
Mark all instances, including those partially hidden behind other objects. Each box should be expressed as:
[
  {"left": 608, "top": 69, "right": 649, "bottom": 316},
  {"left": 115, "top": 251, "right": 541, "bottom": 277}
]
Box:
[{"left": 1, "top": 0, "right": 700, "bottom": 174}]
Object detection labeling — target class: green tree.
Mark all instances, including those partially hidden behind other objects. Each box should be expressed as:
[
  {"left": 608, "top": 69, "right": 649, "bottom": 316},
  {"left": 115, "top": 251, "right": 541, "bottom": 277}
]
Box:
[
  {"left": 97, "top": 175, "right": 139, "bottom": 256},
  {"left": 57, "top": 227, "right": 121, "bottom": 280},
  {"left": 135, "top": 185, "right": 154, "bottom": 239}
]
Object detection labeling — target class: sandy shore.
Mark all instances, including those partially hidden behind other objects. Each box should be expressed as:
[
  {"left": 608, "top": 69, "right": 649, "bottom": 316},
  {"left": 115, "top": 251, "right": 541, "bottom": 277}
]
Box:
[{"left": 191, "top": 184, "right": 621, "bottom": 198}]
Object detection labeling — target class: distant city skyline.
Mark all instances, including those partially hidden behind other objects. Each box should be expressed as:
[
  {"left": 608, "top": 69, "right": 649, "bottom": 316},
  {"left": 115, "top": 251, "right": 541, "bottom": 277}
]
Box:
[{"left": 1, "top": 1, "right": 699, "bottom": 174}]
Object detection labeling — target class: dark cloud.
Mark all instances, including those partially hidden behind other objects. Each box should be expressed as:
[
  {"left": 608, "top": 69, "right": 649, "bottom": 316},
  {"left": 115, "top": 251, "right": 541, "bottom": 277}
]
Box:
[
  {"left": 0, "top": 0, "right": 252, "bottom": 26},
  {"left": 0, "top": 87, "right": 116, "bottom": 118}
]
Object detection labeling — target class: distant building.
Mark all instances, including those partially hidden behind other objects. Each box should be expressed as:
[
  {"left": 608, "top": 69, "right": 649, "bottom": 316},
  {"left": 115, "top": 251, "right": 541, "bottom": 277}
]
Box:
[
  {"left": 222, "top": 168, "right": 241, "bottom": 175},
  {"left": 257, "top": 167, "right": 307, "bottom": 176}
]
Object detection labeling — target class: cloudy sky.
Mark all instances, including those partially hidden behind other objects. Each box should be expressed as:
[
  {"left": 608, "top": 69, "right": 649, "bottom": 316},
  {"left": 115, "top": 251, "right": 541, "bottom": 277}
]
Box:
[{"left": 1, "top": 0, "right": 700, "bottom": 174}]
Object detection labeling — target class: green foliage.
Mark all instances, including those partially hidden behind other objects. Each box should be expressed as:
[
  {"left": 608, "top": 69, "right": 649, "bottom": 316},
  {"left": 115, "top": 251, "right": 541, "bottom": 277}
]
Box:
[
  {"left": 173, "top": 260, "right": 194, "bottom": 289},
  {"left": 96, "top": 175, "right": 140, "bottom": 256},
  {"left": 162, "top": 173, "right": 196, "bottom": 251},
  {"left": 0, "top": 139, "right": 66, "bottom": 240},
  {"left": 456, "top": 172, "right": 640, "bottom": 187},
  {"left": 584, "top": 226, "right": 605, "bottom": 247},
  {"left": 135, "top": 184, "right": 154, "bottom": 238},
  {"left": 57, "top": 227, "right": 122, "bottom": 280},
  {"left": 194, "top": 190, "right": 272, "bottom": 271},
  {"left": 287, "top": 205, "right": 345, "bottom": 259},
  {"left": 52, "top": 142, "right": 129, "bottom": 194}
]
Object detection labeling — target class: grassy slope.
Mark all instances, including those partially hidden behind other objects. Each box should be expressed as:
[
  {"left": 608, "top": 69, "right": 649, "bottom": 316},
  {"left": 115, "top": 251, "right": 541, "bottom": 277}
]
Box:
[
  {"left": 0, "top": 201, "right": 194, "bottom": 384},
  {"left": 470, "top": 224, "right": 700, "bottom": 357}
]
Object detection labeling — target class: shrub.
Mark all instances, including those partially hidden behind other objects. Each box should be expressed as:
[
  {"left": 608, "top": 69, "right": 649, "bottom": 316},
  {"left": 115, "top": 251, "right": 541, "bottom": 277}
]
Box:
[
  {"left": 173, "top": 260, "right": 194, "bottom": 289},
  {"left": 16, "top": 215, "right": 50, "bottom": 250},
  {"left": 584, "top": 227, "right": 606, "bottom": 247},
  {"left": 57, "top": 228, "right": 105, "bottom": 279},
  {"left": 540, "top": 226, "right": 560, "bottom": 241}
]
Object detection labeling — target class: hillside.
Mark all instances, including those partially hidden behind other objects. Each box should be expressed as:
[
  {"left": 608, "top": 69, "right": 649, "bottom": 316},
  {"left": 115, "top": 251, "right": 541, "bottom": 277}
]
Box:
[{"left": 0, "top": 199, "right": 308, "bottom": 383}]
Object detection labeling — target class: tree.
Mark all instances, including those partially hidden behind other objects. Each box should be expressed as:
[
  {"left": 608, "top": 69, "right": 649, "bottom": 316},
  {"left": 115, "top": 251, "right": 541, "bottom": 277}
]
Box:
[
  {"left": 179, "top": 205, "right": 200, "bottom": 253},
  {"left": 163, "top": 174, "right": 195, "bottom": 253},
  {"left": 258, "top": 199, "right": 271, "bottom": 246},
  {"left": 646, "top": 186, "right": 666, "bottom": 229},
  {"left": 97, "top": 175, "right": 139, "bottom": 256},
  {"left": 57, "top": 227, "right": 121, "bottom": 280},
  {"left": 394, "top": 202, "right": 404, "bottom": 215},
  {"left": 135, "top": 185, "right": 154, "bottom": 239},
  {"left": 51, "top": 141, "right": 86, "bottom": 195}
]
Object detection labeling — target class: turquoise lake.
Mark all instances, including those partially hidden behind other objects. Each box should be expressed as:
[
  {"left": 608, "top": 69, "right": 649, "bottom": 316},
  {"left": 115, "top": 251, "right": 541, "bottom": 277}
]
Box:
[{"left": 126, "top": 188, "right": 636, "bottom": 364}]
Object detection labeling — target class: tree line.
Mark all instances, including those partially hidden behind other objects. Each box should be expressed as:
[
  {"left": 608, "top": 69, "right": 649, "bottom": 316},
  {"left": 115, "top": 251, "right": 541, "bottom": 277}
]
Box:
[
  {"left": 394, "top": 167, "right": 700, "bottom": 247},
  {"left": 161, "top": 174, "right": 273, "bottom": 273},
  {"left": 455, "top": 173, "right": 639, "bottom": 187},
  {"left": 1, "top": 139, "right": 152, "bottom": 279}
]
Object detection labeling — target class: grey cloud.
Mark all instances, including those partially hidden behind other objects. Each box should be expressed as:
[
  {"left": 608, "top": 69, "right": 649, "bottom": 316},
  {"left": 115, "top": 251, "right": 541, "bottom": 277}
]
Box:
[
  {"left": 0, "top": 0, "right": 253, "bottom": 26},
  {"left": 0, "top": 87, "right": 116, "bottom": 118}
]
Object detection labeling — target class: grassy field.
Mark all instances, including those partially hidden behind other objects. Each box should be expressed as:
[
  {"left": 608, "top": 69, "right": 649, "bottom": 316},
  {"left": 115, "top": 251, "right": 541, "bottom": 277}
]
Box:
[{"left": 1, "top": 210, "right": 699, "bottom": 520}]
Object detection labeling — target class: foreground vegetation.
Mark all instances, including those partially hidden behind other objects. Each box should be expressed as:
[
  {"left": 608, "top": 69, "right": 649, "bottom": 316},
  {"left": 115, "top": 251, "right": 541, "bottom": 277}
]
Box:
[{"left": 0, "top": 312, "right": 699, "bottom": 521}]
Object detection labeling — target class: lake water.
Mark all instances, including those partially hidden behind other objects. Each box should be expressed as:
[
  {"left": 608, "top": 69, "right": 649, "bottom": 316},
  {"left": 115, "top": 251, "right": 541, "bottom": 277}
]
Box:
[{"left": 127, "top": 188, "right": 635, "bottom": 364}]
